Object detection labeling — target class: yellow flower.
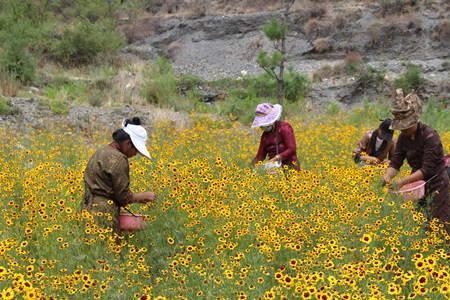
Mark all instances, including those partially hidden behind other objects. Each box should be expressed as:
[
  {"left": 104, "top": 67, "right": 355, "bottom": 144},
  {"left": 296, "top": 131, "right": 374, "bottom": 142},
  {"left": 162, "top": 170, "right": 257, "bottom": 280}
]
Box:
[
  {"left": 1, "top": 288, "right": 15, "bottom": 300},
  {"left": 360, "top": 233, "right": 372, "bottom": 244}
]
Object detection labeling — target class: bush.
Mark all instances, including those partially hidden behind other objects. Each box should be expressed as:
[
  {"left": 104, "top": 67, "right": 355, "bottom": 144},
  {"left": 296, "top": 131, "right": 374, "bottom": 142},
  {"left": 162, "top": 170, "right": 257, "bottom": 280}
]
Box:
[
  {"left": 218, "top": 93, "right": 263, "bottom": 124},
  {"left": 284, "top": 71, "right": 310, "bottom": 103},
  {"left": 394, "top": 64, "right": 423, "bottom": 94},
  {"left": 367, "top": 17, "right": 421, "bottom": 49},
  {"left": 0, "top": 96, "right": 18, "bottom": 115},
  {"left": 326, "top": 101, "right": 341, "bottom": 115},
  {"left": 312, "top": 64, "right": 343, "bottom": 82},
  {"left": 344, "top": 52, "right": 363, "bottom": 75},
  {"left": 0, "top": 43, "right": 36, "bottom": 83},
  {"left": 47, "top": 99, "right": 69, "bottom": 115},
  {"left": 240, "top": 71, "right": 309, "bottom": 103},
  {"left": 52, "top": 20, "right": 125, "bottom": 65},
  {"left": 304, "top": 19, "right": 334, "bottom": 40},
  {"left": 313, "top": 38, "right": 332, "bottom": 53},
  {"left": 176, "top": 74, "right": 203, "bottom": 93},
  {"left": 359, "top": 66, "right": 385, "bottom": 90},
  {"left": 141, "top": 58, "right": 178, "bottom": 108}
]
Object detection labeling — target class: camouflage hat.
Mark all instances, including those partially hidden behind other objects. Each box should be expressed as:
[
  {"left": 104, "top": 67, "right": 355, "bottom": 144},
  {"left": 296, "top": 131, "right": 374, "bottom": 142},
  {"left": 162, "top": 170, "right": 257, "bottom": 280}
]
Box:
[{"left": 390, "top": 91, "right": 422, "bottom": 130}]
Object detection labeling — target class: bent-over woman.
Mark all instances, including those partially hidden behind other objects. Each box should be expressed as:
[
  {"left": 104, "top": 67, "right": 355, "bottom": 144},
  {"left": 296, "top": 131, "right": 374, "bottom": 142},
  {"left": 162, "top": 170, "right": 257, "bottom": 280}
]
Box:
[
  {"left": 251, "top": 103, "right": 300, "bottom": 171},
  {"left": 353, "top": 119, "right": 396, "bottom": 165},
  {"left": 82, "top": 117, "right": 156, "bottom": 231},
  {"left": 383, "top": 93, "right": 450, "bottom": 235}
]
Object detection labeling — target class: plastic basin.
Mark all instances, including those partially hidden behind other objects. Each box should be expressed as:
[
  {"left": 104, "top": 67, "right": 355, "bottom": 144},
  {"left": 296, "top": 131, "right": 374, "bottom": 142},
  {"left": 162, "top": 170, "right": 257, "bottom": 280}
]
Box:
[
  {"left": 118, "top": 214, "right": 146, "bottom": 231},
  {"left": 395, "top": 180, "right": 426, "bottom": 202}
]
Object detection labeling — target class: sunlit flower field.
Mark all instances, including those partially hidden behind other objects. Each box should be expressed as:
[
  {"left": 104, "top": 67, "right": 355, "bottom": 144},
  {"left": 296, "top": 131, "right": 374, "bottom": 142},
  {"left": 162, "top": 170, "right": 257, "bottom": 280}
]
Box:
[{"left": 1, "top": 114, "right": 449, "bottom": 300}]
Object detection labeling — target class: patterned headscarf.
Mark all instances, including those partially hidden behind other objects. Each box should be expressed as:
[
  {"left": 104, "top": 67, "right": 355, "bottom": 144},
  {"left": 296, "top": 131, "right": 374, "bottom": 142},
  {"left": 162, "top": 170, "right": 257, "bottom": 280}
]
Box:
[{"left": 390, "top": 90, "right": 422, "bottom": 130}]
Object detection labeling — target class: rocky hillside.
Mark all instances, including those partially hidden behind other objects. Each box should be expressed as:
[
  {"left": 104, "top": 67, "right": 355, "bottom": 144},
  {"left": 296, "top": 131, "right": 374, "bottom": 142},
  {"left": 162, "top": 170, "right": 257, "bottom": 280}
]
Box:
[
  {"left": 123, "top": 0, "right": 450, "bottom": 105},
  {"left": 1, "top": 0, "right": 448, "bottom": 129}
]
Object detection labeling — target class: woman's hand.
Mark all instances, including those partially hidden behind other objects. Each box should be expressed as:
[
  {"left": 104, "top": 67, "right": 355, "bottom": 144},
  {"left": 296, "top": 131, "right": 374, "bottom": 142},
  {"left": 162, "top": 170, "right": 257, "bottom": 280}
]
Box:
[
  {"left": 130, "top": 192, "right": 156, "bottom": 204},
  {"left": 361, "top": 156, "right": 380, "bottom": 164},
  {"left": 382, "top": 174, "right": 392, "bottom": 187},
  {"left": 393, "top": 179, "right": 405, "bottom": 189},
  {"left": 382, "top": 167, "right": 399, "bottom": 187},
  {"left": 269, "top": 154, "right": 281, "bottom": 162},
  {"left": 140, "top": 192, "right": 156, "bottom": 203}
]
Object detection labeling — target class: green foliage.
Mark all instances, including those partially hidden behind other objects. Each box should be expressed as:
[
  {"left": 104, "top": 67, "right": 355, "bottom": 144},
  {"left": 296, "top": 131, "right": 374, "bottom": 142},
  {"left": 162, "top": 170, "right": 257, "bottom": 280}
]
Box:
[
  {"left": 43, "top": 81, "right": 89, "bottom": 104},
  {"left": 243, "top": 72, "right": 309, "bottom": 103},
  {"left": 0, "top": 45, "right": 35, "bottom": 83},
  {"left": 0, "top": 0, "right": 46, "bottom": 83},
  {"left": 87, "top": 89, "right": 106, "bottom": 107},
  {"left": 46, "top": 0, "right": 120, "bottom": 21},
  {"left": 257, "top": 51, "right": 284, "bottom": 76},
  {"left": 359, "top": 66, "right": 386, "bottom": 90},
  {"left": 0, "top": 96, "right": 18, "bottom": 115},
  {"left": 284, "top": 71, "right": 310, "bottom": 102},
  {"left": 421, "top": 98, "right": 450, "bottom": 133},
  {"left": 218, "top": 93, "right": 264, "bottom": 124},
  {"left": 326, "top": 101, "right": 341, "bottom": 115},
  {"left": 141, "top": 58, "right": 183, "bottom": 110},
  {"left": 176, "top": 74, "right": 204, "bottom": 92},
  {"left": 258, "top": 16, "right": 290, "bottom": 104},
  {"left": 51, "top": 20, "right": 125, "bottom": 65},
  {"left": 202, "top": 72, "right": 310, "bottom": 124},
  {"left": 262, "top": 18, "right": 287, "bottom": 41},
  {"left": 48, "top": 99, "right": 69, "bottom": 115},
  {"left": 394, "top": 64, "right": 423, "bottom": 94}
]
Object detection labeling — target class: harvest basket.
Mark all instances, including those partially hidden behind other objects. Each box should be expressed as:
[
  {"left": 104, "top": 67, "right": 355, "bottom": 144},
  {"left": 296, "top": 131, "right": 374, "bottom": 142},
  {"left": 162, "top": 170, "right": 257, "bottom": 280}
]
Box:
[
  {"left": 393, "top": 180, "right": 426, "bottom": 202},
  {"left": 119, "top": 211, "right": 147, "bottom": 231}
]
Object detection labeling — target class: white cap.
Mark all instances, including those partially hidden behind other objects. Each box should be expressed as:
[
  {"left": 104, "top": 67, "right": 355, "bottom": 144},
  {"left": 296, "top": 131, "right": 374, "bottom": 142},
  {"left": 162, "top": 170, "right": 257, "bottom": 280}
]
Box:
[{"left": 122, "top": 120, "right": 151, "bottom": 160}]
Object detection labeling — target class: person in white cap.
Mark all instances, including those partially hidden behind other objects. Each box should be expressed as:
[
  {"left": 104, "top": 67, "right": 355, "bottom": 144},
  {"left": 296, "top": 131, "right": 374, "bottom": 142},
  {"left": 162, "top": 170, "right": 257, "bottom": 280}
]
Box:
[
  {"left": 251, "top": 103, "right": 300, "bottom": 171},
  {"left": 81, "top": 117, "right": 155, "bottom": 231}
]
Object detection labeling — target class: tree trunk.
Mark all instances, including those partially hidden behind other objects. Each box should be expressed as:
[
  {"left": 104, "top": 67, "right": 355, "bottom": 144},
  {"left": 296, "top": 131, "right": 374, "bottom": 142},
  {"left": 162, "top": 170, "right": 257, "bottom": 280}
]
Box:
[
  {"left": 277, "top": 0, "right": 295, "bottom": 106},
  {"left": 277, "top": 36, "right": 285, "bottom": 106}
]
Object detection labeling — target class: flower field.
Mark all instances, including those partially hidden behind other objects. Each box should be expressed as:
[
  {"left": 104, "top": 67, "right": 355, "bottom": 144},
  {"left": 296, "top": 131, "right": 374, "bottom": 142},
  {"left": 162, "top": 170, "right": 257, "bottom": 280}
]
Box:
[{"left": 1, "top": 115, "right": 450, "bottom": 300}]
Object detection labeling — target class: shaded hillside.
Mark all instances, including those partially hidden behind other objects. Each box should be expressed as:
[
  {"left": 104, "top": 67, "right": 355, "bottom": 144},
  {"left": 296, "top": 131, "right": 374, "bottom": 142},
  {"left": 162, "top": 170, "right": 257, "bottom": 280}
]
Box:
[{"left": 123, "top": 0, "right": 450, "bottom": 104}]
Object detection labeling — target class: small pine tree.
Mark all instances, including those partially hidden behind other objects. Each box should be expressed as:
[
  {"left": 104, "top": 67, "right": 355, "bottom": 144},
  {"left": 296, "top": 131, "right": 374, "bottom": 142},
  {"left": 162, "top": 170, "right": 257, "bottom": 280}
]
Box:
[{"left": 257, "top": 0, "right": 295, "bottom": 106}]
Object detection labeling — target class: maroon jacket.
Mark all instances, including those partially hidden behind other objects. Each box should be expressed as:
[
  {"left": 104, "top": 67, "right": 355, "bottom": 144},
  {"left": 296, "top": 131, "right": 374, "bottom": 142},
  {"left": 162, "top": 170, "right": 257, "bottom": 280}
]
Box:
[
  {"left": 254, "top": 121, "right": 299, "bottom": 168},
  {"left": 389, "top": 122, "right": 449, "bottom": 228}
]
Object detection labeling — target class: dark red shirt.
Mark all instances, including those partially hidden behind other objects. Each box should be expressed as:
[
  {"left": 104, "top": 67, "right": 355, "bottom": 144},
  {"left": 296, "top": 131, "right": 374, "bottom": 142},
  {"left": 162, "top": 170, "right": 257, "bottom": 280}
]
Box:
[{"left": 255, "top": 121, "right": 299, "bottom": 166}]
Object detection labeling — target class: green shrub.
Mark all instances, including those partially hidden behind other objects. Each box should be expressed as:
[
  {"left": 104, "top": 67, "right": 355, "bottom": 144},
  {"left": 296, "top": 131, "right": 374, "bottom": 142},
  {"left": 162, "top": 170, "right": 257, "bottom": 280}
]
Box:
[
  {"left": 0, "top": 17, "right": 38, "bottom": 84},
  {"left": 284, "top": 71, "right": 310, "bottom": 102},
  {"left": 0, "top": 0, "right": 52, "bottom": 82},
  {"left": 218, "top": 94, "right": 264, "bottom": 124},
  {"left": 359, "top": 66, "right": 385, "bottom": 90},
  {"left": 241, "top": 71, "right": 309, "bottom": 103},
  {"left": 326, "top": 101, "right": 341, "bottom": 115},
  {"left": 52, "top": 20, "right": 125, "bottom": 65},
  {"left": 141, "top": 58, "right": 178, "bottom": 108},
  {"left": 48, "top": 99, "right": 69, "bottom": 115},
  {"left": 87, "top": 89, "right": 106, "bottom": 107},
  {"left": 0, "top": 96, "right": 18, "bottom": 115},
  {"left": 0, "top": 45, "right": 35, "bottom": 83},
  {"left": 43, "top": 81, "right": 89, "bottom": 104},
  {"left": 176, "top": 75, "right": 204, "bottom": 92},
  {"left": 394, "top": 64, "right": 423, "bottom": 94}
]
